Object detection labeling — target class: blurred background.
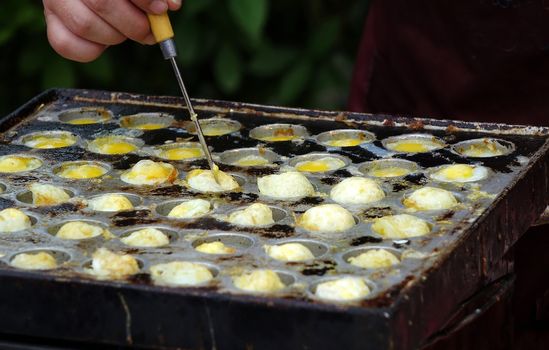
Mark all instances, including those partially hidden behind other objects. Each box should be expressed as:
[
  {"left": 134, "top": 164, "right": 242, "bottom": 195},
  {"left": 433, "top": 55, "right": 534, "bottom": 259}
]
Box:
[{"left": 0, "top": 0, "right": 370, "bottom": 117}]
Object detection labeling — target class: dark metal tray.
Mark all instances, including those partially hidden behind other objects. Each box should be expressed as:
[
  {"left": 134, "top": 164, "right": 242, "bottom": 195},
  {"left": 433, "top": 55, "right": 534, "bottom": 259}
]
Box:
[{"left": 0, "top": 89, "right": 547, "bottom": 350}]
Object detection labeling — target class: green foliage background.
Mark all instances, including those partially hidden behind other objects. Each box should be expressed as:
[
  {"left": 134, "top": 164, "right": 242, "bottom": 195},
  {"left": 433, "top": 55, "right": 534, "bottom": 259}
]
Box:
[{"left": 0, "top": 0, "right": 369, "bottom": 117}]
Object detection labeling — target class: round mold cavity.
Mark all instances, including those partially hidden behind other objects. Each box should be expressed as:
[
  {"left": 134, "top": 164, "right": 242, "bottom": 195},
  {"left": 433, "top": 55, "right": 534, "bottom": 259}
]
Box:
[
  {"left": 20, "top": 131, "right": 78, "bottom": 149},
  {"left": 265, "top": 239, "right": 329, "bottom": 260},
  {"left": 9, "top": 248, "right": 71, "bottom": 270},
  {"left": 288, "top": 153, "right": 351, "bottom": 174},
  {"left": 16, "top": 187, "right": 75, "bottom": 206},
  {"left": 148, "top": 260, "right": 220, "bottom": 286},
  {"left": 1, "top": 211, "right": 39, "bottom": 231},
  {"left": 53, "top": 161, "right": 110, "bottom": 180},
  {"left": 451, "top": 138, "right": 515, "bottom": 158},
  {"left": 401, "top": 187, "right": 461, "bottom": 212},
  {"left": 342, "top": 246, "right": 402, "bottom": 269},
  {"left": 185, "top": 118, "right": 242, "bottom": 136},
  {"left": 308, "top": 276, "right": 376, "bottom": 303},
  {"left": 316, "top": 129, "right": 376, "bottom": 148},
  {"left": 57, "top": 107, "right": 113, "bottom": 125},
  {"left": 218, "top": 148, "right": 281, "bottom": 167},
  {"left": 86, "top": 193, "right": 142, "bottom": 212},
  {"left": 231, "top": 270, "right": 296, "bottom": 293},
  {"left": 86, "top": 135, "right": 144, "bottom": 155},
  {"left": 249, "top": 123, "right": 309, "bottom": 142},
  {"left": 155, "top": 198, "right": 213, "bottom": 218},
  {"left": 191, "top": 233, "right": 254, "bottom": 254},
  {"left": 152, "top": 142, "right": 205, "bottom": 161},
  {"left": 47, "top": 219, "right": 109, "bottom": 240},
  {"left": 120, "top": 113, "right": 175, "bottom": 130},
  {"left": 427, "top": 164, "right": 491, "bottom": 183},
  {"left": 359, "top": 158, "right": 420, "bottom": 179},
  {"left": 118, "top": 226, "right": 179, "bottom": 246},
  {"left": 381, "top": 134, "right": 446, "bottom": 153},
  {"left": 0, "top": 154, "right": 43, "bottom": 174},
  {"left": 225, "top": 205, "right": 288, "bottom": 227},
  {"left": 0, "top": 182, "right": 6, "bottom": 194}
]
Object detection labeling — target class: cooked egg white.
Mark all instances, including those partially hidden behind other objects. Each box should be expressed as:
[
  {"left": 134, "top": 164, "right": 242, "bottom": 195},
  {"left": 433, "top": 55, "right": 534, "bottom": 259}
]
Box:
[
  {"left": 11, "top": 252, "right": 57, "bottom": 270},
  {"left": 29, "top": 183, "right": 70, "bottom": 206},
  {"left": 385, "top": 138, "right": 443, "bottom": 153},
  {"left": 348, "top": 249, "right": 400, "bottom": 269},
  {"left": 120, "top": 228, "right": 170, "bottom": 247},
  {"left": 167, "top": 199, "right": 211, "bottom": 219},
  {"left": 88, "top": 136, "right": 137, "bottom": 155},
  {"left": 121, "top": 160, "right": 177, "bottom": 185},
  {"left": 195, "top": 241, "right": 236, "bottom": 254},
  {"left": 315, "top": 277, "right": 370, "bottom": 301},
  {"left": 431, "top": 164, "right": 489, "bottom": 183},
  {"left": 330, "top": 177, "right": 385, "bottom": 205},
  {"left": 0, "top": 155, "right": 42, "bottom": 173},
  {"left": 56, "top": 221, "right": 107, "bottom": 240},
  {"left": 186, "top": 169, "right": 239, "bottom": 193},
  {"left": 160, "top": 147, "right": 203, "bottom": 160},
  {"left": 227, "top": 203, "right": 274, "bottom": 227},
  {"left": 257, "top": 171, "right": 314, "bottom": 199},
  {"left": 299, "top": 204, "right": 355, "bottom": 233},
  {"left": 233, "top": 270, "right": 285, "bottom": 293},
  {"left": 403, "top": 186, "right": 458, "bottom": 210},
  {"left": 57, "top": 164, "right": 107, "bottom": 179},
  {"left": 24, "top": 134, "right": 76, "bottom": 149},
  {"left": 200, "top": 123, "right": 238, "bottom": 136},
  {"left": 0, "top": 208, "right": 32, "bottom": 233},
  {"left": 232, "top": 155, "right": 270, "bottom": 167},
  {"left": 88, "top": 194, "right": 134, "bottom": 212},
  {"left": 368, "top": 166, "right": 411, "bottom": 178},
  {"left": 294, "top": 157, "right": 345, "bottom": 173},
  {"left": 371, "top": 214, "right": 431, "bottom": 239},
  {"left": 150, "top": 261, "right": 214, "bottom": 286},
  {"left": 89, "top": 248, "right": 139, "bottom": 279},
  {"left": 264, "top": 243, "right": 314, "bottom": 262},
  {"left": 459, "top": 141, "right": 505, "bottom": 157}
]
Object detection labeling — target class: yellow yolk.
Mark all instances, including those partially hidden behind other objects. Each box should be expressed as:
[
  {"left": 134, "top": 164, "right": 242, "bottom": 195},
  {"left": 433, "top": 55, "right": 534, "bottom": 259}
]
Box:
[
  {"left": 58, "top": 165, "right": 106, "bottom": 179},
  {"left": 161, "top": 147, "right": 203, "bottom": 160},
  {"left": 67, "top": 118, "right": 99, "bottom": 125},
  {"left": 234, "top": 155, "right": 270, "bottom": 167},
  {"left": 134, "top": 123, "right": 165, "bottom": 130},
  {"left": 391, "top": 142, "right": 429, "bottom": 153},
  {"left": 369, "top": 167, "right": 410, "bottom": 178},
  {"left": 11, "top": 252, "right": 58, "bottom": 270},
  {"left": 260, "top": 135, "right": 297, "bottom": 142},
  {"left": 296, "top": 161, "right": 330, "bottom": 172},
  {"left": 98, "top": 142, "right": 136, "bottom": 155},
  {"left": 461, "top": 143, "right": 504, "bottom": 157},
  {"left": 326, "top": 139, "right": 363, "bottom": 147},
  {"left": 202, "top": 126, "right": 231, "bottom": 136},
  {"left": 195, "top": 241, "right": 236, "bottom": 255},
  {"left": 27, "top": 136, "right": 75, "bottom": 149},
  {"left": 437, "top": 164, "right": 474, "bottom": 180},
  {"left": 0, "top": 156, "right": 41, "bottom": 173}
]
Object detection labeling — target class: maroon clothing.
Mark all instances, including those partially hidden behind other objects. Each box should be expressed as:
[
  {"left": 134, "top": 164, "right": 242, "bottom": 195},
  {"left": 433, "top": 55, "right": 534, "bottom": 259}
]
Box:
[{"left": 349, "top": 0, "right": 549, "bottom": 126}]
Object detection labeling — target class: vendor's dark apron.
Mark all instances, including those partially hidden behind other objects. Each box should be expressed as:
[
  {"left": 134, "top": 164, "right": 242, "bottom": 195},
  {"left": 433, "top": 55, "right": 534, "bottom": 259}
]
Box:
[{"left": 349, "top": 0, "right": 549, "bottom": 126}]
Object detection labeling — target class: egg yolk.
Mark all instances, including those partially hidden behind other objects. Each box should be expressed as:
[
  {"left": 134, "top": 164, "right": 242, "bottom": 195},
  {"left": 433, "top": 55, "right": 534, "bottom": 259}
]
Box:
[
  {"left": 461, "top": 143, "right": 504, "bottom": 157},
  {"left": 161, "top": 147, "right": 203, "bottom": 160},
  {"left": 296, "top": 161, "right": 330, "bottom": 173},
  {"left": 437, "top": 164, "right": 474, "bottom": 180},
  {"left": 98, "top": 142, "right": 137, "bottom": 155},
  {"left": 28, "top": 136, "right": 74, "bottom": 149},
  {"left": 369, "top": 167, "right": 410, "bottom": 178},
  {"left": 0, "top": 157, "right": 40, "bottom": 173},
  {"left": 67, "top": 118, "right": 99, "bottom": 125},
  {"left": 134, "top": 123, "right": 165, "bottom": 130},
  {"left": 390, "top": 142, "right": 429, "bottom": 153},
  {"left": 326, "top": 139, "right": 363, "bottom": 147},
  {"left": 59, "top": 165, "right": 106, "bottom": 179}
]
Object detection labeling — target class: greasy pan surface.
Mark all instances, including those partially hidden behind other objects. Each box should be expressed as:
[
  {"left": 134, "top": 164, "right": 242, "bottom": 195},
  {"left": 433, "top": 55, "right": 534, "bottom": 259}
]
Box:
[{"left": 0, "top": 89, "right": 547, "bottom": 350}]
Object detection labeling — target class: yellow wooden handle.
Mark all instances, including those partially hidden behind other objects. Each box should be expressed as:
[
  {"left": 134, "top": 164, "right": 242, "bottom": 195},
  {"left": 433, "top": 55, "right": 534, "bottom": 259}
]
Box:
[{"left": 147, "top": 13, "right": 174, "bottom": 43}]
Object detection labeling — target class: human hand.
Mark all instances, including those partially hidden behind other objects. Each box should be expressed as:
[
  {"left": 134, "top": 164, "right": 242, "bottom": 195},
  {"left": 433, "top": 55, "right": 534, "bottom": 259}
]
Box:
[{"left": 43, "top": 0, "right": 182, "bottom": 62}]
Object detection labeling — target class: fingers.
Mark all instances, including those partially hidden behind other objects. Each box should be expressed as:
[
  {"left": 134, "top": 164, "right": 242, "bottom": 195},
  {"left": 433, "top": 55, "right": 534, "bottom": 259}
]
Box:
[
  {"left": 44, "top": 7, "right": 107, "bottom": 62},
  {"left": 82, "top": 0, "right": 153, "bottom": 44},
  {"left": 130, "top": 0, "right": 182, "bottom": 13},
  {"left": 45, "top": 0, "right": 126, "bottom": 47}
]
